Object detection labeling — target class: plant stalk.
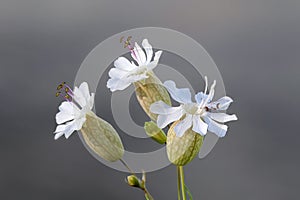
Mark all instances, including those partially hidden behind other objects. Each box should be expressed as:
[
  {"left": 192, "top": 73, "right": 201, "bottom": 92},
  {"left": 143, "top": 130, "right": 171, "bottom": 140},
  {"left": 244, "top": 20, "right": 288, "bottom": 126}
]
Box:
[
  {"left": 177, "top": 166, "right": 182, "bottom": 200},
  {"left": 179, "top": 166, "right": 187, "bottom": 200}
]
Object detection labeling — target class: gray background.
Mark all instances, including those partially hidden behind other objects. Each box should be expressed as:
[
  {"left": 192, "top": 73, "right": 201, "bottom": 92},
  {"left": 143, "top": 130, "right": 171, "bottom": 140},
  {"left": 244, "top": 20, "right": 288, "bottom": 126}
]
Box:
[{"left": 1, "top": 0, "right": 299, "bottom": 199}]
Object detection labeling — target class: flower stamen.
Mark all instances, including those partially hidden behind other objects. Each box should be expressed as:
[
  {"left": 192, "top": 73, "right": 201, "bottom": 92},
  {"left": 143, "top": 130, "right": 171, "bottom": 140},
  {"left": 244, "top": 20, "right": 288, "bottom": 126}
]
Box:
[
  {"left": 120, "top": 36, "right": 138, "bottom": 60},
  {"left": 56, "top": 82, "right": 66, "bottom": 90},
  {"left": 56, "top": 82, "right": 74, "bottom": 102}
]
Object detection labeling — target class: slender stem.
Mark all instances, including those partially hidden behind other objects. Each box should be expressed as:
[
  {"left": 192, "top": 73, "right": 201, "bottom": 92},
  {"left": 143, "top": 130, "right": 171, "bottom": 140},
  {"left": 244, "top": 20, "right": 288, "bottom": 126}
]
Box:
[
  {"left": 177, "top": 166, "right": 182, "bottom": 200},
  {"left": 179, "top": 166, "right": 186, "bottom": 200},
  {"left": 144, "top": 188, "right": 154, "bottom": 200},
  {"left": 120, "top": 159, "right": 136, "bottom": 175}
]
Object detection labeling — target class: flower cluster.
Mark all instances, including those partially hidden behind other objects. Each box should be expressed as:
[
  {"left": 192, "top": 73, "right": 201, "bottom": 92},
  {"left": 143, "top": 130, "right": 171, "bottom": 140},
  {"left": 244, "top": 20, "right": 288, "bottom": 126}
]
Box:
[{"left": 53, "top": 38, "right": 238, "bottom": 200}]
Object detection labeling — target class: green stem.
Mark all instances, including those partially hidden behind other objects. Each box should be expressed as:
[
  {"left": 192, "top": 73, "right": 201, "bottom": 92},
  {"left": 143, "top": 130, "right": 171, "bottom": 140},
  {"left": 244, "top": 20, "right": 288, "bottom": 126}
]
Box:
[
  {"left": 177, "top": 167, "right": 182, "bottom": 200},
  {"left": 144, "top": 188, "right": 154, "bottom": 200},
  {"left": 120, "top": 159, "right": 136, "bottom": 175},
  {"left": 179, "top": 166, "right": 186, "bottom": 200}
]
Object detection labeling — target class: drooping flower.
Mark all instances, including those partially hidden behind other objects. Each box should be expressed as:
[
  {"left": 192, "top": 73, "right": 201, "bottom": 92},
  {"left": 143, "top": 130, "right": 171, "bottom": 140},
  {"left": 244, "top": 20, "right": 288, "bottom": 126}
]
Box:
[
  {"left": 150, "top": 77, "right": 238, "bottom": 138},
  {"left": 107, "top": 39, "right": 163, "bottom": 92},
  {"left": 54, "top": 82, "right": 94, "bottom": 140},
  {"left": 54, "top": 82, "right": 124, "bottom": 162}
]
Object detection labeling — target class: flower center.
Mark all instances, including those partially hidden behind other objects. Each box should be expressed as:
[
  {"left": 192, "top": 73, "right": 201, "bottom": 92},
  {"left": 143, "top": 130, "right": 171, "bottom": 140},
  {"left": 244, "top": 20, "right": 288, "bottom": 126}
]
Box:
[
  {"left": 183, "top": 103, "right": 199, "bottom": 115},
  {"left": 183, "top": 103, "right": 208, "bottom": 116}
]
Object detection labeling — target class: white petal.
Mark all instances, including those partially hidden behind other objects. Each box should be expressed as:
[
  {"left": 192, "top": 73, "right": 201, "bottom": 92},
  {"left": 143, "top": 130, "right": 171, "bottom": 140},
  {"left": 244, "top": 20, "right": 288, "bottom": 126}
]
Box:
[
  {"left": 54, "top": 124, "right": 68, "bottom": 133},
  {"left": 203, "top": 116, "right": 228, "bottom": 137},
  {"left": 78, "top": 82, "right": 91, "bottom": 101},
  {"left": 153, "top": 50, "right": 163, "bottom": 63},
  {"left": 60, "top": 118, "right": 85, "bottom": 139},
  {"left": 132, "top": 42, "right": 146, "bottom": 65},
  {"left": 192, "top": 115, "right": 208, "bottom": 136},
  {"left": 73, "top": 86, "right": 87, "bottom": 108},
  {"left": 108, "top": 68, "right": 129, "bottom": 79},
  {"left": 195, "top": 92, "right": 208, "bottom": 104},
  {"left": 58, "top": 101, "right": 80, "bottom": 114},
  {"left": 56, "top": 102, "right": 80, "bottom": 124},
  {"left": 142, "top": 39, "right": 153, "bottom": 64},
  {"left": 62, "top": 120, "right": 77, "bottom": 139},
  {"left": 88, "top": 93, "right": 95, "bottom": 109},
  {"left": 147, "top": 62, "right": 157, "bottom": 71},
  {"left": 157, "top": 109, "right": 184, "bottom": 128},
  {"left": 147, "top": 50, "right": 162, "bottom": 70},
  {"left": 207, "top": 113, "right": 238, "bottom": 123},
  {"left": 114, "top": 57, "right": 137, "bottom": 71},
  {"left": 107, "top": 78, "right": 131, "bottom": 92},
  {"left": 54, "top": 132, "right": 64, "bottom": 140},
  {"left": 56, "top": 111, "right": 75, "bottom": 124},
  {"left": 150, "top": 101, "right": 182, "bottom": 115},
  {"left": 208, "top": 96, "right": 233, "bottom": 110},
  {"left": 163, "top": 80, "right": 192, "bottom": 104},
  {"left": 54, "top": 117, "right": 85, "bottom": 140},
  {"left": 174, "top": 114, "right": 193, "bottom": 137}
]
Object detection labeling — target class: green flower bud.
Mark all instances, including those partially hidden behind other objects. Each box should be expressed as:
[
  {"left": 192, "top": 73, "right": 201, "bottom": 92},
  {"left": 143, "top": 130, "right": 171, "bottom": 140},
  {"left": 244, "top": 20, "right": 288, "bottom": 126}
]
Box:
[
  {"left": 80, "top": 111, "right": 124, "bottom": 162},
  {"left": 144, "top": 121, "right": 167, "bottom": 144},
  {"left": 167, "top": 120, "right": 203, "bottom": 166},
  {"left": 126, "top": 175, "right": 141, "bottom": 188},
  {"left": 134, "top": 71, "right": 171, "bottom": 121}
]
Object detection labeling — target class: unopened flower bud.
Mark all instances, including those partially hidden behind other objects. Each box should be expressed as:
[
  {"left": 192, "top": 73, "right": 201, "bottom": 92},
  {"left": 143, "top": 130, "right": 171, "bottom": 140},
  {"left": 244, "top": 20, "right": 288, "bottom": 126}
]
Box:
[
  {"left": 144, "top": 121, "right": 167, "bottom": 144},
  {"left": 126, "top": 175, "right": 142, "bottom": 188},
  {"left": 134, "top": 71, "right": 171, "bottom": 121},
  {"left": 80, "top": 111, "right": 124, "bottom": 162},
  {"left": 167, "top": 120, "right": 203, "bottom": 166}
]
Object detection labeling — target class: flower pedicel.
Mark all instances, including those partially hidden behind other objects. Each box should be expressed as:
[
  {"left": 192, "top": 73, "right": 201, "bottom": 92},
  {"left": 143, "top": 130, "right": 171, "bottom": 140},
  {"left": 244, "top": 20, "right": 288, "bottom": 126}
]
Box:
[{"left": 54, "top": 82, "right": 124, "bottom": 162}]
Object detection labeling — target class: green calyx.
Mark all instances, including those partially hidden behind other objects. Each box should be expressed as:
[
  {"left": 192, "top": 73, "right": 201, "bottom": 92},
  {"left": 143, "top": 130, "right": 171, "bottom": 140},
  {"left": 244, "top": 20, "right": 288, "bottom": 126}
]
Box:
[
  {"left": 134, "top": 71, "right": 171, "bottom": 121},
  {"left": 167, "top": 121, "right": 203, "bottom": 166},
  {"left": 80, "top": 112, "right": 124, "bottom": 162}
]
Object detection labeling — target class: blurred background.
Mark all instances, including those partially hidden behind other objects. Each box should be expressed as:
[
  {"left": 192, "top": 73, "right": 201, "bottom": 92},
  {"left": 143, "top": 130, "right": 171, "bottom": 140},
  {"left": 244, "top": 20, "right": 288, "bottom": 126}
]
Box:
[{"left": 1, "top": 0, "right": 300, "bottom": 199}]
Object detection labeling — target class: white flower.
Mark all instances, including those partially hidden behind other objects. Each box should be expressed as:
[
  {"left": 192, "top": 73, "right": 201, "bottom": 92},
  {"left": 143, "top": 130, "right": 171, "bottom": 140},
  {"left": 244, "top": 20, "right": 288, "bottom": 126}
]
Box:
[
  {"left": 54, "top": 82, "right": 94, "bottom": 140},
  {"left": 107, "top": 39, "right": 163, "bottom": 92},
  {"left": 150, "top": 77, "right": 237, "bottom": 137}
]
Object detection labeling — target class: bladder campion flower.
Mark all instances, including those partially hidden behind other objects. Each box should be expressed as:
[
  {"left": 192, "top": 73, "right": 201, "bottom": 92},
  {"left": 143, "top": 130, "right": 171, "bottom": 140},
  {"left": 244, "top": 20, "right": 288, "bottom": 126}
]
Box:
[
  {"left": 54, "top": 82, "right": 124, "bottom": 162},
  {"left": 150, "top": 77, "right": 237, "bottom": 165},
  {"left": 150, "top": 77, "right": 238, "bottom": 137},
  {"left": 107, "top": 38, "right": 171, "bottom": 121}
]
